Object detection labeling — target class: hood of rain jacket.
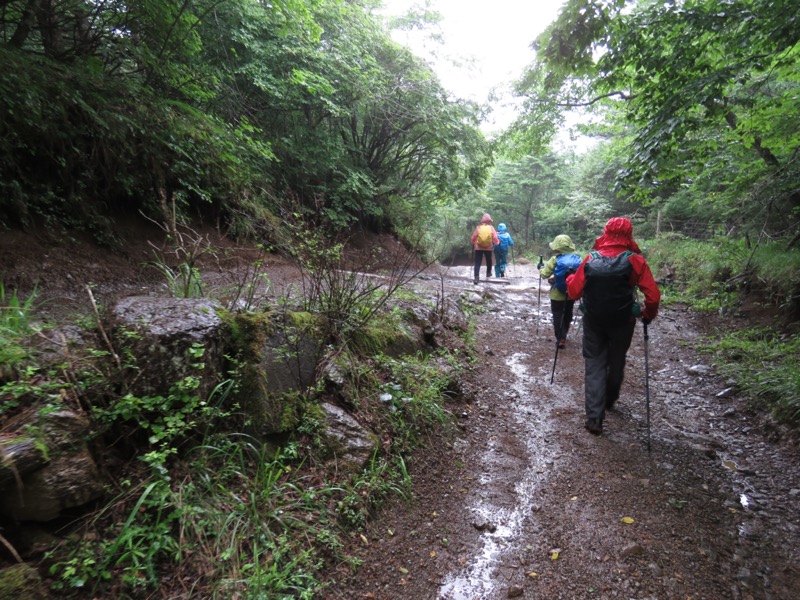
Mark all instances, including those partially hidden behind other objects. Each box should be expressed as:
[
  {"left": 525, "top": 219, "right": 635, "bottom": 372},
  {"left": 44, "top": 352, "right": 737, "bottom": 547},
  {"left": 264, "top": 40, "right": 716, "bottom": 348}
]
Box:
[
  {"left": 592, "top": 217, "right": 642, "bottom": 255},
  {"left": 548, "top": 234, "right": 576, "bottom": 254}
]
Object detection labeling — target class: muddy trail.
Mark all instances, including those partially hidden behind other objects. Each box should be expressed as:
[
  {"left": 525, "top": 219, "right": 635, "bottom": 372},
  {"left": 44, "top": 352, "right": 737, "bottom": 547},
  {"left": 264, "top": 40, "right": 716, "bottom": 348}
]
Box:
[{"left": 323, "top": 262, "right": 800, "bottom": 600}]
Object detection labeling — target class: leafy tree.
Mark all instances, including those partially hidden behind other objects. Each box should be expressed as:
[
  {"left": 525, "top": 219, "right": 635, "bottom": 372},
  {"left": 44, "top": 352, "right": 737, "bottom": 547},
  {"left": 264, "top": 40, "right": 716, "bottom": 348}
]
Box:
[
  {"left": 508, "top": 0, "right": 800, "bottom": 241},
  {"left": 0, "top": 0, "right": 491, "bottom": 242},
  {"left": 485, "top": 153, "right": 570, "bottom": 247}
]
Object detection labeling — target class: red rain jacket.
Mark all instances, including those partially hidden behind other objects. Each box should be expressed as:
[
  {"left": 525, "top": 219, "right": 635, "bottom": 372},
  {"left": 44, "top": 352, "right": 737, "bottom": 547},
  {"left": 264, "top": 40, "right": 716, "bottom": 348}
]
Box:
[{"left": 567, "top": 218, "right": 661, "bottom": 322}]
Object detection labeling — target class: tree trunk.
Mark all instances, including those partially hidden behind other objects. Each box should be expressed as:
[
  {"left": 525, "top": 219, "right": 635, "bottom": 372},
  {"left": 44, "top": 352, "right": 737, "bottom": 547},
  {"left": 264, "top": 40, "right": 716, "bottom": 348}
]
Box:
[{"left": 9, "top": 0, "right": 40, "bottom": 48}]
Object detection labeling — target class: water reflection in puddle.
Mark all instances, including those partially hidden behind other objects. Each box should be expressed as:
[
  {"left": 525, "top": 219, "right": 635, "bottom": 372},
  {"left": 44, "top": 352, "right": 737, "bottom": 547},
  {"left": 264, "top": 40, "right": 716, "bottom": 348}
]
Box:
[{"left": 438, "top": 352, "right": 557, "bottom": 599}]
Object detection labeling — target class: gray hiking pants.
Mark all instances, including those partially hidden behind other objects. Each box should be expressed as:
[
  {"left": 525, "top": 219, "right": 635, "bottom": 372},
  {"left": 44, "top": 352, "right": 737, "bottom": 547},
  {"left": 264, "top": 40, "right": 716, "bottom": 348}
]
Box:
[{"left": 582, "top": 317, "right": 636, "bottom": 423}]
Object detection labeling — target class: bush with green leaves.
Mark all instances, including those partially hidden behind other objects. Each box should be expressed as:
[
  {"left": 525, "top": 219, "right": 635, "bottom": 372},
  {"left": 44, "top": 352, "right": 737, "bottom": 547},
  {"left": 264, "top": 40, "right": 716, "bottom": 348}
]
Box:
[
  {"left": 647, "top": 235, "right": 800, "bottom": 318},
  {"left": 699, "top": 328, "right": 800, "bottom": 425}
]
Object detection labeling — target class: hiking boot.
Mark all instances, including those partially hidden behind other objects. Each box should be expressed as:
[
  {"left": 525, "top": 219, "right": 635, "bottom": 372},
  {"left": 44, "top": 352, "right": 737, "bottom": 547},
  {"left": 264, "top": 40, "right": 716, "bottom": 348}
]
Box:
[
  {"left": 558, "top": 339, "right": 566, "bottom": 349},
  {"left": 584, "top": 418, "right": 603, "bottom": 435},
  {"left": 473, "top": 276, "right": 479, "bottom": 284},
  {"left": 605, "top": 388, "right": 620, "bottom": 411}
]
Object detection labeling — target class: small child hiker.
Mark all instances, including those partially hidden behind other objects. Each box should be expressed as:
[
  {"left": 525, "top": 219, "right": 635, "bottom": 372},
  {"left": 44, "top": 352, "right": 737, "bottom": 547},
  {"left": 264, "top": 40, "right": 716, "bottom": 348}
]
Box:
[
  {"left": 538, "top": 234, "right": 582, "bottom": 349},
  {"left": 470, "top": 213, "right": 500, "bottom": 284},
  {"left": 493, "top": 223, "right": 514, "bottom": 277}
]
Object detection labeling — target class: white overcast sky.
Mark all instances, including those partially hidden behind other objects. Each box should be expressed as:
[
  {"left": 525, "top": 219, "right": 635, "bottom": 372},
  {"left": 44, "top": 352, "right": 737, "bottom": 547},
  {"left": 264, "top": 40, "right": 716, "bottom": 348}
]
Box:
[{"left": 380, "top": 0, "right": 568, "bottom": 132}]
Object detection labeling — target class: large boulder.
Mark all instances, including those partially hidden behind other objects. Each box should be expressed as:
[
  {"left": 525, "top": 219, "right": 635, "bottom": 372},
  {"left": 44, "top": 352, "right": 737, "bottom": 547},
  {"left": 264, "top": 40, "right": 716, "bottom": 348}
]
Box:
[
  {"left": 109, "top": 296, "right": 227, "bottom": 399},
  {"left": 229, "top": 312, "right": 323, "bottom": 435},
  {"left": 0, "top": 410, "right": 104, "bottom": 522}
]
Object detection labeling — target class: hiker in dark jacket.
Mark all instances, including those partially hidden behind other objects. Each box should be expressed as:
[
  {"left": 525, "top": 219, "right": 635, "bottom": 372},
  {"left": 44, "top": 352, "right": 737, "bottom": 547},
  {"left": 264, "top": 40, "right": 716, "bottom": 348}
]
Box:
[
  {"left": 538, "top": 234, "right": 581, "bottom": 349},
  {"left": 470, "top": 213, "right": 500, "bottom": 284},
  {"left": 567, "top": 218, "right": 660, "bottom": 435}
]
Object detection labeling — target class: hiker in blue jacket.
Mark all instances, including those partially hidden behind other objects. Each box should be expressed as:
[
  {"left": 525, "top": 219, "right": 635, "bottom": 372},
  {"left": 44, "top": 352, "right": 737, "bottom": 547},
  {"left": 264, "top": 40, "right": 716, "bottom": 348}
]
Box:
[
  {"left": 493, "top": 223, "right": 514, "bottom": 277},
  {"left": 538, "top": 234, "right": 582, "bottom": 349}
]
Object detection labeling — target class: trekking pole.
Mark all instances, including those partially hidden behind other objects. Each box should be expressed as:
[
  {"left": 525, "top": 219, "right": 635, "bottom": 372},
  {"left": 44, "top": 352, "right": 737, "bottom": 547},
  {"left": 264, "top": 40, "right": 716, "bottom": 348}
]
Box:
[
  {"left": 549, "top": 308, "right": 567, "bottom": 384},
  {"left": 536, "top": 255, "right": 543, "bottom": 335},
  {"left": 643, "top": 321, "right": 651, "bottom": 452}
]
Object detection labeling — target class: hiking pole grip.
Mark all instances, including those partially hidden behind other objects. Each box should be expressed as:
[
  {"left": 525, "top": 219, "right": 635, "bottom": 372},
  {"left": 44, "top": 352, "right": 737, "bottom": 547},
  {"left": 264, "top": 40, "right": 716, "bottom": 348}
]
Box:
[{"left": 643, "top": 321, "right": 651, "bottom": 452}]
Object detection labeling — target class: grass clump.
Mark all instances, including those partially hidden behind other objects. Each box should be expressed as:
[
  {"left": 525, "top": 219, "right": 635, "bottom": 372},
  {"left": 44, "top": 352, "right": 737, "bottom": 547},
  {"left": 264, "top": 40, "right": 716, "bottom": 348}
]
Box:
[
  {"left": 699, "top": 327, "right": 800, "bottom": 425},
  {"left": 647, "top": 235, "right": 800, "bottom": 318},
  {"left": 0, "top": 283, "right": 38, "bottom": 375}
]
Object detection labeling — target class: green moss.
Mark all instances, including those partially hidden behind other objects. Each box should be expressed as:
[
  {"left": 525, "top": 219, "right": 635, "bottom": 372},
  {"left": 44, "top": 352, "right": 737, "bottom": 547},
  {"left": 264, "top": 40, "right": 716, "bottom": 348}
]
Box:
[
  {"left": 278, "top": 390, "right": 307, "bottom": 431},
  {"left": 353, "top": 320, "right": 418, "bottom": 357},
  {"left": 287, "top": 311, "right": 322, "bottom": 332},
  {"left": 0, "top": 563, "right": 47, "bottom": 600},
  {"left": 222, "top": 310, "right": 275, "bottom": 359}
]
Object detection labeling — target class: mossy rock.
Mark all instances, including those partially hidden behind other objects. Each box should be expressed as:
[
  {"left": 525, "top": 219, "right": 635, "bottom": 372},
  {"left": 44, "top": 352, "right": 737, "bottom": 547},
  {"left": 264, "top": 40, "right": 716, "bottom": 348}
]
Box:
[{"left": 0, "top": 563, "right": 47, "bottom": 600}]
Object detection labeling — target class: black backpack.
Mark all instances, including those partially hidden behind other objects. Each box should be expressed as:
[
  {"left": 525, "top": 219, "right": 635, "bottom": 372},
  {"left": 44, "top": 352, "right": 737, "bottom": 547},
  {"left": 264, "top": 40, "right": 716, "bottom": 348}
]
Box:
[{"left": 582, "top": 250, "right": 635, "bottom": 325}]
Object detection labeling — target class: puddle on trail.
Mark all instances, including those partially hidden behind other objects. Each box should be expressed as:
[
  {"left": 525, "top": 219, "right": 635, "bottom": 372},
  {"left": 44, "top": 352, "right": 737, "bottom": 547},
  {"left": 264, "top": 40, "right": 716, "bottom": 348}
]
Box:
[{"left": 438, "top": 352, "right": 561, "bottom": 599}]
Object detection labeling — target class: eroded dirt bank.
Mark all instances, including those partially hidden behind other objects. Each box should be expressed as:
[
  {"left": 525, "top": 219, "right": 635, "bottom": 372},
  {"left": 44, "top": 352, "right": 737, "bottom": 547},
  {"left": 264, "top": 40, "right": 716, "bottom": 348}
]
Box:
[{"left": 324, "top": 263, "right": 800, "bottom": 600}]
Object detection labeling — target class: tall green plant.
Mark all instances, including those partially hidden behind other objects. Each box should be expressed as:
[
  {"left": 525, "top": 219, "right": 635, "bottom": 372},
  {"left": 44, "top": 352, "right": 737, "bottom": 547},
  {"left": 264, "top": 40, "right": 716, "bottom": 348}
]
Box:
[{"left": 0, "top": 283, "right": 38, "bottom": 375}]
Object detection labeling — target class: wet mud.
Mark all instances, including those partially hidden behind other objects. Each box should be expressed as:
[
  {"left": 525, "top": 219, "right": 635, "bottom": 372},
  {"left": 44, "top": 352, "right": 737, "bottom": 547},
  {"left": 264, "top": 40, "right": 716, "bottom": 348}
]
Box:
[{"left": 324, "top": 262, "right": 800, "bottom": 600}]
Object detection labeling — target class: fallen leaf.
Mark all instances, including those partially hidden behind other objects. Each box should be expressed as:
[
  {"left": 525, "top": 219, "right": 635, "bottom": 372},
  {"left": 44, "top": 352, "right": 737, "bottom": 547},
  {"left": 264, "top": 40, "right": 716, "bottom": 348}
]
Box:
[
  {"left": 398, "top": 567, "right": 409, "bottom": 574},
  {"left": 432, "top": 511, "right": 438, "bottom": 517},
  {"left": 597, "top": 472, "right": 605, "bottom": 478},
  {"left": 620, "top": 517, "right": 635, "bottom": 524},
  {"left": 570, "top": 496, "right": 578, "bottom": 501},
  {"left": 527, "top": 571, "right": 539, "bottom": 578},
  {"left": 430, "top": 550, "right": 437, "bottom": 557},
  {"left": 387, "top": 529, "right": 394, "bottom": 537},
  {"left": 360, "top": 534, "right": 369, "bottom": 545},
  {"left": 549, "top": 548, "right": 561, "bottom": 560}
]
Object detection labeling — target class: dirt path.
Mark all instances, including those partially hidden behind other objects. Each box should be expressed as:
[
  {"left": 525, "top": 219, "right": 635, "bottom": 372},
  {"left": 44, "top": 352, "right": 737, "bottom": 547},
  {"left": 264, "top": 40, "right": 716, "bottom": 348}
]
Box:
[{"left": 323, "top": 262, "right": 800, "bottom": 600}]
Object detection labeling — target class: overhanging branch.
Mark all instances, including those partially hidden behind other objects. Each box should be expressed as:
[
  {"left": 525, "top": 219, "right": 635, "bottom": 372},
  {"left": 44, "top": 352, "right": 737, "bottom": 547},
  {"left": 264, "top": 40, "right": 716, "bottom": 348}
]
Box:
[{"left": 555, "top": 90, "right": 636, "bottom": 108}]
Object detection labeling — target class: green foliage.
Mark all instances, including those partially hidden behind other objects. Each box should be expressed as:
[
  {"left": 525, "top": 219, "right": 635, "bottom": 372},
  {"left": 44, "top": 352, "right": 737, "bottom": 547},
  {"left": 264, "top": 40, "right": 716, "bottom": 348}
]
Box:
[
  {"left": 667, "top": 497, "right": 688, "bottom": 511},
  {"left": 647, "top": 236, "right": 800, "bottom": 318},
  {"left": 482, "top": 153, "right": 571, "bottom": 249},
  {"left": 511, "top": 0, "right": 800, "bottom": 242},
  {"left": 38, "top": 278, "right": 465, "bottom": 594},
  {"left": 0, "top": 366, "right": 66, "bottom": 419},
  {"left": 0, "top": 283, "right": 38, "bottom": 374},
  {"left": 290, "top": 219, "right": 425, "bottom": 350},
  {"left": 698, "top": 328, "right": 800, "bottom": 425},
  {"left": 647, "top": 236, "right": 746, "bottom": 311},
  {"left": 336, "top": 455, "right": 411, "bottom": 529},
  {"left": 1, "top": 0, "right": 490, "bottom": 240},
  {"left": 96, "top": 344, "right": 233, "bottom": 457},
  {"left": 0, "top": 283, "right": 36, "bottom": 334},
  {"left": 49, "top": 478, "right": 179, "bottom": 591},
  {"left": 373, "top": 352, "right": 455, "bottom": 453}
]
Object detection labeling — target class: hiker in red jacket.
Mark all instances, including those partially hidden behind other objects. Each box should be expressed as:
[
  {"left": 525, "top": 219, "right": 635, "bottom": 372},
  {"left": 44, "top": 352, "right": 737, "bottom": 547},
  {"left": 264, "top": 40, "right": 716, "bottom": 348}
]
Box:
[
  {"left": 470, "top": 213, "right": 500, "bottom": 285},
  {"left": 567, "top": 217, "right": 660, "bottom": 435}
]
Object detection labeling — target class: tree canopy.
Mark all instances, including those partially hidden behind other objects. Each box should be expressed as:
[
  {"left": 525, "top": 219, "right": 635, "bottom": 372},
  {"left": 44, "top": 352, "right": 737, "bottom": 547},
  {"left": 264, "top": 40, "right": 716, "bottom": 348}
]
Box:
[
  {"left": 0, "top": 0, "right": 492, "bottom": 240},
  {"left": 506, "top": 0, "right": 800, "bottom": 243}
]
